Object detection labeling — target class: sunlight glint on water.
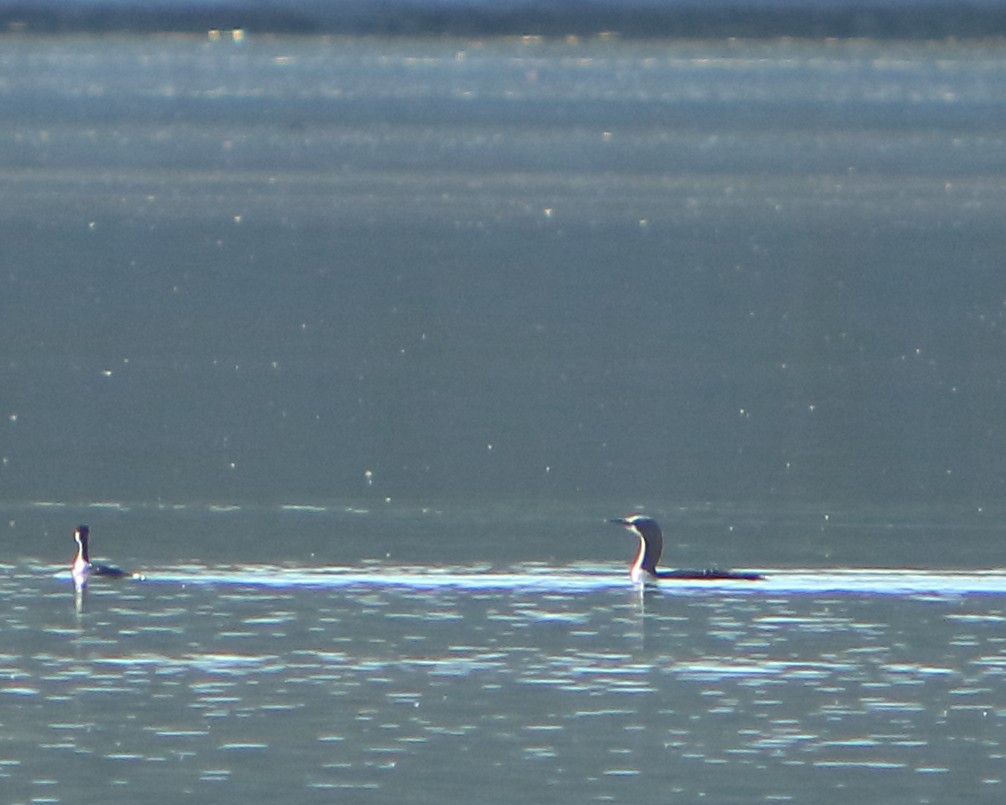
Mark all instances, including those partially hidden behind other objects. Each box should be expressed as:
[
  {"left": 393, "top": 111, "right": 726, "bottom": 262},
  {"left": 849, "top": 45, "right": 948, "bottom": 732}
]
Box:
[{"left": 0, "top": 556, "right": 1005, "bottom": 803}]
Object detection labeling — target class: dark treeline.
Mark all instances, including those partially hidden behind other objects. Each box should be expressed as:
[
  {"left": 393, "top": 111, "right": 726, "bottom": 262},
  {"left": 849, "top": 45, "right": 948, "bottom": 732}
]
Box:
[{"left": 1, "top": 2, "right": 1005, "bottom": 40}]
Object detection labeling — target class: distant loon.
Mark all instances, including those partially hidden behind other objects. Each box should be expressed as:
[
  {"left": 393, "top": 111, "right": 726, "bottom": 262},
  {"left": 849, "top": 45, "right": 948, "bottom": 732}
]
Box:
[
  {"left": 610, "top": 514, "right": 763, "bottom": 584},
  {"left": 71, "top": 524, "right": 130, "bottom": 588}
]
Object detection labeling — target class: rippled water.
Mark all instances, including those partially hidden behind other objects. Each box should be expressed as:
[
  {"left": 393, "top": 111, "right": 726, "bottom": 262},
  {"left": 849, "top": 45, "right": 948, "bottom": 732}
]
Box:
[
  {"left": 5, "top": 553, "right": 1006, "bottom": 803},
  {"left": 6, "top": 31, "right": 1006, "bottom": 803}
]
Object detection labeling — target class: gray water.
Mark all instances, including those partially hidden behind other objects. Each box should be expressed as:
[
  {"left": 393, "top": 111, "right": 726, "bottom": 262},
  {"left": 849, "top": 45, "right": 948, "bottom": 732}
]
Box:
[
  {"left": 5, "top": 35, "right": 1006, "bottom": 507},
  {"left": 4, "top": 34, "right": 1006, "bottom": 802},
  {"left": 7, "top": 552, "right": 1006, "bottom": 804}
]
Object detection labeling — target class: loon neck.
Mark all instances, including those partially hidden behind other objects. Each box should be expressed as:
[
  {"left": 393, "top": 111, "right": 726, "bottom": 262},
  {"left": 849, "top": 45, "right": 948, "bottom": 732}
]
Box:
[
  {"left": 72, "top": 527, "right": 92, "bottom": 576},
  {"left": 629, "top": 525, "right": 664, "bottom": 583}
]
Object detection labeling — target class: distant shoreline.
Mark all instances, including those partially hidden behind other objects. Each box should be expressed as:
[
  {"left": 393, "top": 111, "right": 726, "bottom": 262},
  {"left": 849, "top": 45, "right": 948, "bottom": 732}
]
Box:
[{"left": 2, "top": 3, "right": 1006, "bottom": 40}]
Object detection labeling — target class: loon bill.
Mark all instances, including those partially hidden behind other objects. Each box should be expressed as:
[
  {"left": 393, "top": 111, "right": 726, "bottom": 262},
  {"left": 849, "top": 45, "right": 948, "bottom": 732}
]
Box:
[
  {"left": 71, "top": 524, "right": 132, "bottom": 588},
  {"left": 610, "top": 514, "right": 763, "bottom": 584}
]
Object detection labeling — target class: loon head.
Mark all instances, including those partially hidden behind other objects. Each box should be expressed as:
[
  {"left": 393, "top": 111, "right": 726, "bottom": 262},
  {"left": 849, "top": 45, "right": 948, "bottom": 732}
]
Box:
[
  {"left": 71, "top": 524, "right": 91, "bottom": 588},
  {"left": 610, "top": 514, "right": 664, "bottom": 583},
  {"left": 73, "top": 525, "right": 91, "bottom": 563}
]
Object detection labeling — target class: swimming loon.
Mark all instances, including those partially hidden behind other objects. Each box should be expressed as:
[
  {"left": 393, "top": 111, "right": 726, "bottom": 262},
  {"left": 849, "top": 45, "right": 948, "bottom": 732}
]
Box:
[
  {"left": 610, "top": 514, "right": 763, "bottom": 584},
  {"left": 71, "top": 525, "right": 129, "bottom": 588}
]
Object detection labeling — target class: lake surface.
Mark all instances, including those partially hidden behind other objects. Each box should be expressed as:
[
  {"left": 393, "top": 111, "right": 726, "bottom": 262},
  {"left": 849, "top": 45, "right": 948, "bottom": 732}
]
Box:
[
  {"left": 7, "top": 546, "right": 1006, "bottom": 804},
  {"left": 3, "top": 33, "right": 1006, "bottom": 802},
  {"left": 5, "top": 35, "right": 1006, "bottom": 508}
]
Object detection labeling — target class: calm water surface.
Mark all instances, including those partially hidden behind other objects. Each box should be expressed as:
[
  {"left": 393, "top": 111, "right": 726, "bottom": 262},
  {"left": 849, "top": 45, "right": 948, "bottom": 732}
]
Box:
[
  {"left": 4, "top": 35, "right": 1006, "bottom": 505},
  {"left": 4, "top": 33, "right": 1006, "bottom": 803},
  {"left": 6, "top": 557, "right": 1006, "bottom": 804},
  {"left": 4, "top": 503, "right": 1006, "bottom": 803}
]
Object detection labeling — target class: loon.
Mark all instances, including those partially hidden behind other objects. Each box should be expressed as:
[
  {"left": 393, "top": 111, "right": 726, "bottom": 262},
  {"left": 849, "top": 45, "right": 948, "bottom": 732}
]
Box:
[
  {"left": 71, "top": 525, "right": 130, "bottom": 588},
  {"left": 610, "top": 514, "right": 763, "bottom": 584}
]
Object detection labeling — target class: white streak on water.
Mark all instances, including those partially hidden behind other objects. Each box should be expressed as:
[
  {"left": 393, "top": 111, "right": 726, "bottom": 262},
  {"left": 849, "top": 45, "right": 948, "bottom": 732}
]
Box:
[{"left": 48, "top": 565, "right": 1006, "bottom": 596}]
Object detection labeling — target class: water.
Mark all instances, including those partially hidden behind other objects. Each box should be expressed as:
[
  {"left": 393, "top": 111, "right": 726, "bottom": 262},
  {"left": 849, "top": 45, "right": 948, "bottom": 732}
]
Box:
[
  {"left": 4, "top": 36, "right": 1006, "bottom": 506},
  {"left": 4, "top": 33, "right": 1006, "bottom": 802},
  {"left": 6, "top": 552, "right": 1006, "bottom": 803},
  {"left": 6, "top": 502, "right": 1006, "bottom": 802}
]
